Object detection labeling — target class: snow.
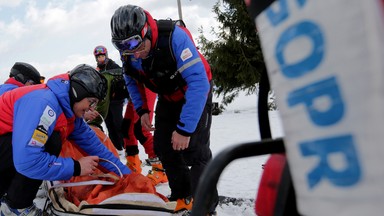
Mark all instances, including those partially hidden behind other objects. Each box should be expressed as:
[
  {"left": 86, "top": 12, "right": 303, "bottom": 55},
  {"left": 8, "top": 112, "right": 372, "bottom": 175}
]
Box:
[
  {"left": 208, "top": 93, "right": 284, "bottom": 215},
  {"left": 35, "top": 92, "right": 284, "bottom": 215}
]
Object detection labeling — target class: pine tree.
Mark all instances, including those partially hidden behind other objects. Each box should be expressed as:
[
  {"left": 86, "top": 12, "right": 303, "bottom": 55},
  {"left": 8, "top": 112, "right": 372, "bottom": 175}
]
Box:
[{"left": 198, "top": 0, "right": 268, "bottom": 108}]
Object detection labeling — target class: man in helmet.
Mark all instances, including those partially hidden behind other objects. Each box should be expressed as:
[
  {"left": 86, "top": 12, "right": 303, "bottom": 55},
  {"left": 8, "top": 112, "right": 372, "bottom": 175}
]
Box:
[
  {"left": 110, "top": 5, "right": 218, "bottom": 215},
  {"left": 0, "top": 62, "right": 42, "bottom": 95},
  {"left": 0, "top": 64, "right": 131, "bottom": 215},
  {"left": 91, "top": 45, "right": 126, "bottom": 152}
]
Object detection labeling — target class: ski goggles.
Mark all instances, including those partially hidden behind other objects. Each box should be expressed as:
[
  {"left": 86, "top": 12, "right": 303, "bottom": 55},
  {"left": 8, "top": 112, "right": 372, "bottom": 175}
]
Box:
[
  {"left": 94, "top": 47, "right": 106, "bottom": 55},
  {"left": 112, "top": 35, "right": 143, "bottom": 53},
  {"left": 121, "top": 41, "right": 146, "bottom": 56}
]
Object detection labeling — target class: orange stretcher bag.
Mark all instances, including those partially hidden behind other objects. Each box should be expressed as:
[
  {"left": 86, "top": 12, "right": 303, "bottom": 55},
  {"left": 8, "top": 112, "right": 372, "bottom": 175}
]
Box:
[{"left": 44, "top": 126, "right": 175, "bottom": 215}]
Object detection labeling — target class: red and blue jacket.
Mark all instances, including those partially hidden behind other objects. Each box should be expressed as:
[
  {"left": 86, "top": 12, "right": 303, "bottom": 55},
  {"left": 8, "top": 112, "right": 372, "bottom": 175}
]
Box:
[
  {"left": 121, "top": 13, "right": 212, "bottom": 136},
  {"left": 0, "top": 77, "right": 25, "bottom": 96},
  {"left": 0, "top": 73, "right": 130, "bottom": 180}
]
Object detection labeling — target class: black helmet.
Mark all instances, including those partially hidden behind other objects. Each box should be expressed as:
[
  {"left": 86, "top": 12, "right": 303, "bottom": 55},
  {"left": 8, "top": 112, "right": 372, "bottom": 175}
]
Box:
[
  {"left": 69, "top": 64, "right": 107, "bottom": 102},
  {"left": 111, "top": 5, "right": 148, "bottom": 44},
  {"left": 10, "top": 62, "right": 41, "bottom": 84}
]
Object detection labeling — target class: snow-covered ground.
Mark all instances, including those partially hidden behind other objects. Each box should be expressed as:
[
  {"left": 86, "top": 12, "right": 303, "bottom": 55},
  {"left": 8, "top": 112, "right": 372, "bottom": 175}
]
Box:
[
  {"left": 35, "top": 92, "right": 284, "bottom": 215},
  {"left": 207, "top": 93, "right": 283, "bottom": 215}
]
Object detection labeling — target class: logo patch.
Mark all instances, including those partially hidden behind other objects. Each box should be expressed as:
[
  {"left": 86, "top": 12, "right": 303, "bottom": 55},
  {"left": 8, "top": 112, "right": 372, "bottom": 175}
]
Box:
[
  {"left": 31, "top": 129, "right": 48, "bottom": 145},
  {"left": 180, "top": 48, "right": 193, "bottom": 61},
  {"left": 28, "top": 105, "right": 56, "bottom": 147},
  {"left": 39, "top": 106, "right": 56, "bottom": 129}
]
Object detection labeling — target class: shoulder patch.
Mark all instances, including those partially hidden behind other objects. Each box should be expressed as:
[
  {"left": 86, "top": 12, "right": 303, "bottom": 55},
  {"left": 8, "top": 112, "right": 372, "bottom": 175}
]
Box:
[
  {"left": 180, "top": 48, "right": 193, "bottom": 62},
  {"left": 29, "top": 105, "right": 56, "bottom": 147},
  {"left": 39, "top": 106, "right": 56, "bottom": 129}
]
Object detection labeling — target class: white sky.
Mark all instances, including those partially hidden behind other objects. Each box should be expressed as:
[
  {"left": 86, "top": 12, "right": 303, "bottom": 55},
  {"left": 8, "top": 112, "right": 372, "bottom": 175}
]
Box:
[{"left": 0, "top": 0, "right": 220, "bottom": 83}]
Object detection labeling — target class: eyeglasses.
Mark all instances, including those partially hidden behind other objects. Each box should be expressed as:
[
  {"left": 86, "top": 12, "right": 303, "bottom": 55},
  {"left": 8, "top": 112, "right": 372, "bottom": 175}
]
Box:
[
  {"left": 112, "top": 35, "right": 143, "bottom": 53},
  {"left": 87, "top": 98, "right": 98, "bottom": 109}
]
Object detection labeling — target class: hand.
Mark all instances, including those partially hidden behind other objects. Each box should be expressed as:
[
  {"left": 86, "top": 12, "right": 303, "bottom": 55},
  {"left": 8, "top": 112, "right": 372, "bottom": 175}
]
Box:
[
  {"left": 172, "top": 131, "right": 190, "bottom": 151},
  {"left": 78, "top": 156, "right": 99, "bottom": 176},
  {"left": 141, "top": 113, "right": 155, "bottom": 131},
  {"left": 84, "top": 110, "right": 99, "bottom": 122}
]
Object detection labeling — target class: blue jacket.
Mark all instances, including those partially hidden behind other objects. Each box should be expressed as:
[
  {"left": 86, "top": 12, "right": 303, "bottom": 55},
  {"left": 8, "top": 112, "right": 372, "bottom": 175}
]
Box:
[
  {"left": 0, "top": 78, "right": 24, "bottom": 96},
  {"left": 0, "top": 74, "right": 130, "bottom": 180},
  {"left": 122, "top": 26, "right": 211, "bottom": 135}
]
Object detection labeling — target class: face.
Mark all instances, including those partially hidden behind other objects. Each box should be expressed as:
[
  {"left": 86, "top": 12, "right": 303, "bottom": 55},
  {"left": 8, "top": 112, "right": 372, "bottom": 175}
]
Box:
[
  {"left": 72, "top": 97, "right": 99, "bottom": 118},
  {"left": 24, "top": 80, "right": 36, "bottom": 86},
  {"left": 96, "top": 55, "right": 106, "bottom": 64}
]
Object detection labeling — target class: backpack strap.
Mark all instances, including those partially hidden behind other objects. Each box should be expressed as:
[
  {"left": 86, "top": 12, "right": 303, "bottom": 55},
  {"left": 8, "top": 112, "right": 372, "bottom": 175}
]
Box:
[
  {"left": 156, "top": 19, "right": 176, "bottom": 61},
  {"left": 156, "top": 19, "right": 175, "bottom": 34}
]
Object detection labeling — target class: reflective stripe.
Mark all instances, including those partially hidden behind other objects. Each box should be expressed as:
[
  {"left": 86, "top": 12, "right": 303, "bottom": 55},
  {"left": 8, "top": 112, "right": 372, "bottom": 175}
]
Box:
[{"left": 178, "top": 57, "right": 202, "bottom": 73}]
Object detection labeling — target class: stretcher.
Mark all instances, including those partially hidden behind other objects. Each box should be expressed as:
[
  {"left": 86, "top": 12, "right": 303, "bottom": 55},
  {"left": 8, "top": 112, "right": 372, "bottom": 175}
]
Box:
[
  {"left": 43, "top": 158, "right": 177, "bottom": 216},
  {"left": 42, "top": 126, "right": 179, "bottom": 216}
]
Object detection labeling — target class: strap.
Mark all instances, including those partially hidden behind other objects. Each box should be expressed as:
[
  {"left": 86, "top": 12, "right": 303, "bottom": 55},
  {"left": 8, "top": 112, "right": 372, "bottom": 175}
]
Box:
[
  {"left": 80, "top": 203, "right": 175, "bottom": 213},
  {"left": 49, "top": 158, "right": 123, "bottom": 189},
  {"left": 156, "top": 19, "right": 174, "bottom": 34},
  {"left": 99, "top": 158, "right": 123, "bottom": 178},
  {"left": 50, "top": 179, "right": 115, "bottom": 188}
]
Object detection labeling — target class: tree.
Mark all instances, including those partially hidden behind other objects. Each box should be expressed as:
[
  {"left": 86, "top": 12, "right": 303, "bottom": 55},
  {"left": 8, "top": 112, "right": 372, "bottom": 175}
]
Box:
[{"left": 198, "top": 0, "right": 268, "bottom": 108}]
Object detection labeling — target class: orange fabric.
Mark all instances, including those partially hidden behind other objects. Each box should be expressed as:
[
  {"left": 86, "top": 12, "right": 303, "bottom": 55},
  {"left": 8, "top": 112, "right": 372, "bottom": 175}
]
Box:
[
  {"left": 92, "top": 126, "right": 119, "bottom": 157},
  {"left": 60, "top": 126, "right": 118, "bottom": 160},
  {"left": 59, "top": 126, "right": 168, "bottom": 207},
  {"left": 64, "top": 173, "right": 167, "bottom": 206}
]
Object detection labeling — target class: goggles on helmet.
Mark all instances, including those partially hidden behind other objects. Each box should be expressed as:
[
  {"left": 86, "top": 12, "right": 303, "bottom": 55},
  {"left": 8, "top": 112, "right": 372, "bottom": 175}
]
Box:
[
  {"left": 112, "top": 35, "right": 143, "bottom": 53},
  {"left": 94, "top": 47, "right": 106, "bottom": 56}
]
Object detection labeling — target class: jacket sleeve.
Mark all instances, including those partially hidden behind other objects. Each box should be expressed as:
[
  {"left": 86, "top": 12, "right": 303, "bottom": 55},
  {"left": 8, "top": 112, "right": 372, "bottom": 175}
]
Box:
[
  {"left": 123, "top": 71, "right": 149, "bottom": 116},
  {"left": 68, "top": 118, "right": 131, "bottom": 175},
  {"left": 172, "top": 27, "right": 211, "bottom": 135}
]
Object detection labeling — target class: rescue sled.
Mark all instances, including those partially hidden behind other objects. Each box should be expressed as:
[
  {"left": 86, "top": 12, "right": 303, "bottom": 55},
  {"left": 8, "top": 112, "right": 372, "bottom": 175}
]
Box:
[
  {"left": 43, "top": 126, "right": 178, "bottom": 216},
  {"left": 43, "top": 159, "right": 177, "bottom": 216},
  {"left": 45, "top": 184, "right": 176, "bottom": 216}
]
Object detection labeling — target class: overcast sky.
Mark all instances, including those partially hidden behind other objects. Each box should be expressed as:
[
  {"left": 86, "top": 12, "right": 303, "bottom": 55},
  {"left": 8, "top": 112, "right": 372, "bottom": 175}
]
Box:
[{"left": 0, "top": 0, "right": 220, "bottom": 83}]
